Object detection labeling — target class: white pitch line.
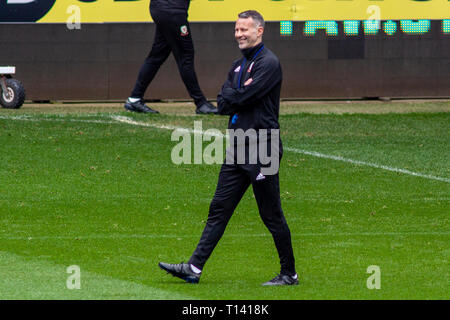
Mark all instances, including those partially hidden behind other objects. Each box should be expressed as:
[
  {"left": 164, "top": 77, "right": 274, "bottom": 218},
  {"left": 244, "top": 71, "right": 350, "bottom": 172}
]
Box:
[
  {"left": 112, "top": 115, "right": 182, "bottom": 131},
  {"left": 284, "top": 147, "right": 450, "bottom": 183},
  {"left": 0, "top": 231, "right": 448, "bottom": 241},
  {"left": 112, "top": 116, "right": 450, "bottom": 184},
  {"left": 1, "top": 114, "right": 448, "bottom": 183},
  {"left": 0, "top": 114, "right": 117, "bottom": 125},
  {"left": 112, "top": 115, "right": 223, "bottom": 137}
]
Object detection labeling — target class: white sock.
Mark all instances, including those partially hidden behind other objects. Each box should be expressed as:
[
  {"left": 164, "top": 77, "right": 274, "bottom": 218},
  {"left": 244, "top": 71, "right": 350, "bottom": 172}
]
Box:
[
  {"left": 190, "top": 264, "right": 202, "bottom": 274},
  {"left": 292, "top": 273, "right": 298, "bottom": 280},
  {"left": 128, "top": 97, "right": 140, "bottom": 103}
]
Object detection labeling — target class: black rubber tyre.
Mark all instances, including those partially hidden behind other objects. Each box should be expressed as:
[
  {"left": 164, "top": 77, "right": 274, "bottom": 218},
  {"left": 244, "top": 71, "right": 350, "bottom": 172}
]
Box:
[{"left": 1, "top": 78, "right": 26, "bottom": 109}]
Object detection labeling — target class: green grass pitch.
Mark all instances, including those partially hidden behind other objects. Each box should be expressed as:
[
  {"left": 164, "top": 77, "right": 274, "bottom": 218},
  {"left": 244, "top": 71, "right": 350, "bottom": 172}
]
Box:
[{"left": 0, "top": 101, "right": 448, "bottom": 300}]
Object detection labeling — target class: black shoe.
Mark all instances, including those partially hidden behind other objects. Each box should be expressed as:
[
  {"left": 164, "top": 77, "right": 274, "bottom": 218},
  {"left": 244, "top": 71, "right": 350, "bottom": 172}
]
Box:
[
  {"left": 158, "top": 262, "right": 201, "bottom": 284},
  {"left": 124, "top": 99, "right": 159, "bottom": 114},
  {"left": 262, "top": 274, "right": 299, "bottom": 286},
  {"left": 196, "top": 102, "right": 218, "bottom": 114}
]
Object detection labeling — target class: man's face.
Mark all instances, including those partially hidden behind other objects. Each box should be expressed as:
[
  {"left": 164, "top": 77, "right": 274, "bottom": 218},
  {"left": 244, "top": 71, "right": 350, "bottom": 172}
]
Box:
[{"left": 235, "top": 17, "right": 263, "bottom": 50}]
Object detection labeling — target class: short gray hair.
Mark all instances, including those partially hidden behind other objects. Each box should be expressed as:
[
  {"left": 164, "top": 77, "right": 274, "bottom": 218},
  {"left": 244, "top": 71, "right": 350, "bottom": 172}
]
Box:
[{"left": 238, "top": 10, "right": 265, "bottom": 28}]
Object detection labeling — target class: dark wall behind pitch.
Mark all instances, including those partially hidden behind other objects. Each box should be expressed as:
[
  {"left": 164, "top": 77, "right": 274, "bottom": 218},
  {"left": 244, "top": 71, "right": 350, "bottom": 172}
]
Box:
[{"left": 0, "top": 21, "right": 449, "bottom": 101}]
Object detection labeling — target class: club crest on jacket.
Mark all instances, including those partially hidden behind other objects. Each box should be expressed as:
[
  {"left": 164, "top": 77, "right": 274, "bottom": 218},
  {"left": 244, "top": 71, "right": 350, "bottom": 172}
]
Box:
[{"left": 180, "top": 25, "right": 189, "bottom": 36}]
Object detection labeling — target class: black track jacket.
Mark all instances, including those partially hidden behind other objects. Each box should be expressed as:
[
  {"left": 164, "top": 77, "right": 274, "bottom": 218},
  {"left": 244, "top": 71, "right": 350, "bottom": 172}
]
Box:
[
  {"left": 150, "top": 0, "right": 190, "bottom": 13},
  {"left": 217, "top": 43, "right": 282, "bottom": 132}
]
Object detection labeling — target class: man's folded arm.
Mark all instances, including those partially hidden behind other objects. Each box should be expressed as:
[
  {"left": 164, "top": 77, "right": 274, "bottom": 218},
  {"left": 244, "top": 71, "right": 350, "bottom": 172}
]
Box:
[
  {"left": 217, "top": 68, "right": 239, "bottom": 115},
  {"left": 221, "top": 59, "right": 281, "bottom": 108}
]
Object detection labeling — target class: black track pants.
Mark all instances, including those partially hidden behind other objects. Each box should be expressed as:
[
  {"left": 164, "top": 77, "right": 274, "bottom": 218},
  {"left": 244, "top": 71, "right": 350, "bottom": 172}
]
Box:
[
  {"left": 188, "top": 163, "right": 296, "bottom": 276},
  {"left": 130, "top": 9, "right": 207, "bottom": 106}
]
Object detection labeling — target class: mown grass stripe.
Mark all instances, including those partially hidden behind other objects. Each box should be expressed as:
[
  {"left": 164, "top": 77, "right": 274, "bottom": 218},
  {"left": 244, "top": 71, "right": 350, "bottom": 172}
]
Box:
[{"left": 0, "top": 251, "right": 195, "bottom": 300}]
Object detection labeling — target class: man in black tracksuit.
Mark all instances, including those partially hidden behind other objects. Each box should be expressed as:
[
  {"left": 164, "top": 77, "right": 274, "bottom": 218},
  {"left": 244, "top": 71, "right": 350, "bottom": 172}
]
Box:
[
  {"left": 159, "top": 11, "right": 298, "bottom": 286},
  {"left": 124, "top": 0, "right": 217, "bottom": 114}
]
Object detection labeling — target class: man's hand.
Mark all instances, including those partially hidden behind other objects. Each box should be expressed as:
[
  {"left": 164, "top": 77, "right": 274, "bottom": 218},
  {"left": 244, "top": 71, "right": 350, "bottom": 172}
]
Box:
[{"left": 244, "top": 78, "right": 253, "bottom": 86}]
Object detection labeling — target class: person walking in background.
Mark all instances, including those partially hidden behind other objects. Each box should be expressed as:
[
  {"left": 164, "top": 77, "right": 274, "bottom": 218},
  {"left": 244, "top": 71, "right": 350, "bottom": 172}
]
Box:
[{"left": 124, "top": 0, "right": 218, "bottom": 114}]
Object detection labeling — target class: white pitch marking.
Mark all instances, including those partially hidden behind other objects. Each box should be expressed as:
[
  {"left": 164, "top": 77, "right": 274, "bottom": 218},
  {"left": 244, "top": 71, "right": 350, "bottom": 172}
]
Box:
[
  {"left": 112, "top": 115, "right": 223, "bottom": 137},
  {"left": 1, "top": 114, "right": 448, "bottom": 183},
  {"left": 284, "top": 147, "right": 450, "bottom": 183},
  {"left": 1, "top": 231, "right": 448, "bottom": 241},
  {"left": 112, "top": 116, "right": 449, "bottom": 184},
  {"left": 0, "top": 115, "right": 117, "bottom": 125}
]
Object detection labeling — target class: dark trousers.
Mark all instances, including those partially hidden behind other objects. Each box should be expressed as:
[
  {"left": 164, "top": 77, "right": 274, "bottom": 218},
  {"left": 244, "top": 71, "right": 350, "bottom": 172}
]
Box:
[
  {"left": 188, "top": 163, "right": 296, "bottom": 276},
  {"left": 130, "top": 9, "right": 207, "bottom": 106}
]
